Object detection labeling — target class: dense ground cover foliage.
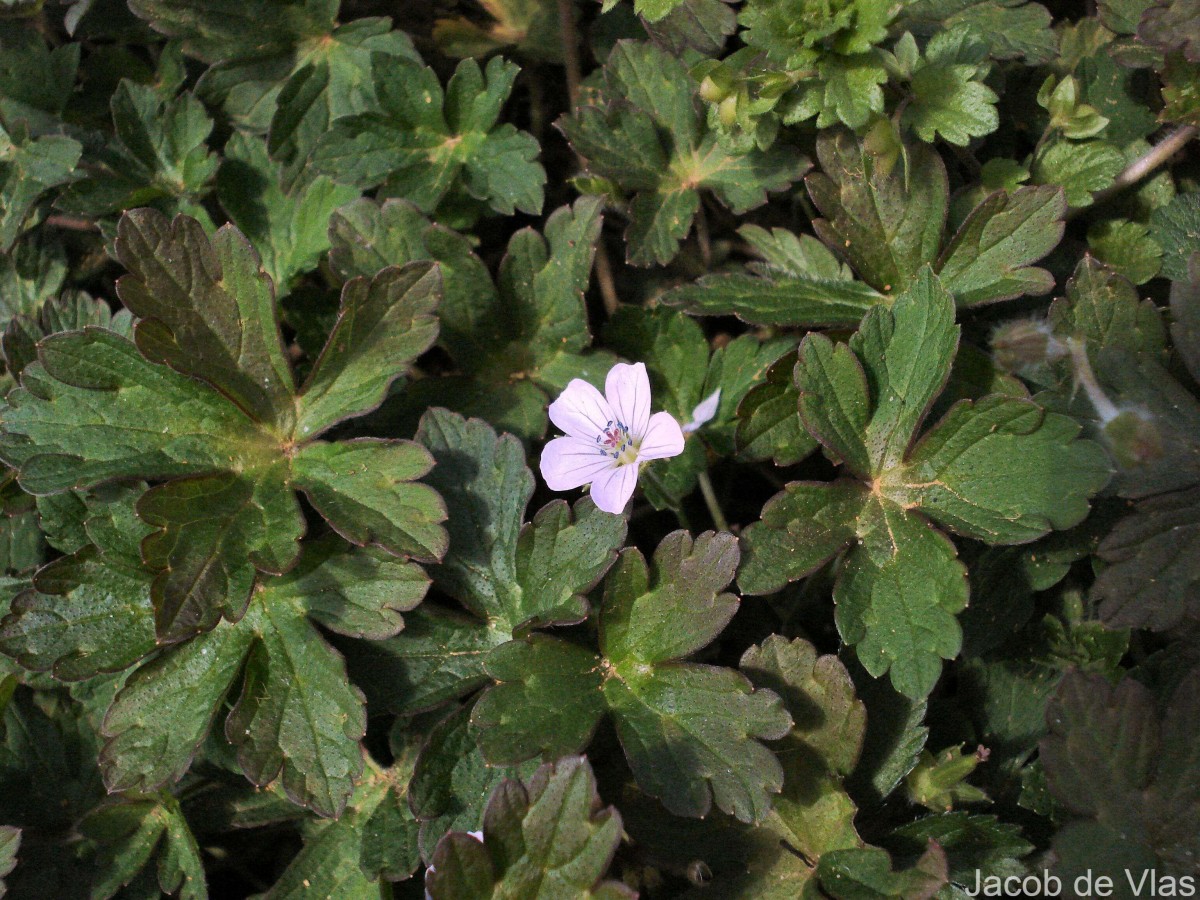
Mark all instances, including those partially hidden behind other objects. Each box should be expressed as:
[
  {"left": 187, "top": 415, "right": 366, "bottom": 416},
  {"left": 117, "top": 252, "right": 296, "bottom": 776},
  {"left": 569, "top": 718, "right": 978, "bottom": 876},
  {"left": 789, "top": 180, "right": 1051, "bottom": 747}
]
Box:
[{"left": 0, "top": 0, "right": 1198, "bottom": 897}]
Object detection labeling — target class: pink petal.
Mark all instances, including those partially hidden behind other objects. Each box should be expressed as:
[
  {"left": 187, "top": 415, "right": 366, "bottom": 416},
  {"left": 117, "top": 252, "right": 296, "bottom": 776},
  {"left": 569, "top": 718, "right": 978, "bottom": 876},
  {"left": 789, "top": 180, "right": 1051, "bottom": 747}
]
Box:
[
  {"left": 548, "top": 379, "right": 614, "bottom": 441},
  {"left": 540, "top": 436, "right": 615, "bottom": 490},
  {"left": 605, "top": 362, "right": 651, "bottom": 436},
  {"left": 590, "top": 463, "right": 639, "bottom": 514},
  {"left": 637, "top": 411, "right": 685, "bottom": 461}
]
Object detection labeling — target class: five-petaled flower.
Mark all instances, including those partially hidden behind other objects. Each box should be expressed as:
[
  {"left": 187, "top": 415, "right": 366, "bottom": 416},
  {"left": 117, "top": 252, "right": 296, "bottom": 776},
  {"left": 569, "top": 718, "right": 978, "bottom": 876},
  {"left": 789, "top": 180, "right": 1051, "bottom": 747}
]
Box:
[{"left": 540, "top": 362, "right": 685, "bottom": 514}]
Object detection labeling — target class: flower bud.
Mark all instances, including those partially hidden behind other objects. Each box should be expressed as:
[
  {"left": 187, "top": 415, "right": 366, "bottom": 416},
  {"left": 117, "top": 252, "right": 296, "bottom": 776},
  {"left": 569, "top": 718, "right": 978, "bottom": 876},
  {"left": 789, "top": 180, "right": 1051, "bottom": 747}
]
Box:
[
  {"left": 992, "top": 319, "right": 1067, "bottom": 372},
  {"left": 1104, "top": 409, "right": 1163, "bottom": 468}
]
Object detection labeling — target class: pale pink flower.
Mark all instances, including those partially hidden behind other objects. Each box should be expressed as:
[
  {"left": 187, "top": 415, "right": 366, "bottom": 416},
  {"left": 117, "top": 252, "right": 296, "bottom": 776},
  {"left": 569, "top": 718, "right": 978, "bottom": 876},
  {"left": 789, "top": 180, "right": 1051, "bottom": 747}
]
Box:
[{"left": 540, "top": 362, "right": 685, "bottom": 514}]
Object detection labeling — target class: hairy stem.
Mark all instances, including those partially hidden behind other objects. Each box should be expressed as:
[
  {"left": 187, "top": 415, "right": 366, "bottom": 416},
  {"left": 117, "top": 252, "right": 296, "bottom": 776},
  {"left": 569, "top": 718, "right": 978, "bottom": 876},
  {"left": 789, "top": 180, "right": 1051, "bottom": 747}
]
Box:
[{"left": 1076, "top": 125, "right": 1198, "bottom": 215}]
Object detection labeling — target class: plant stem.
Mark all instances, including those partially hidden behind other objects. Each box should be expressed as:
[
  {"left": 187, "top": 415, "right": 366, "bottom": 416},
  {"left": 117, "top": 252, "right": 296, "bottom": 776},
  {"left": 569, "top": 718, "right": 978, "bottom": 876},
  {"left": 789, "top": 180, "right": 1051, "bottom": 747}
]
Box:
[
  {"left": 557, "top": 0, "right": 582, "bottom": 105},
  {"left": 695, "top": 199, "right": 712, "bottom": 269},
  {"left": 44, "top": 214, "right": 98, "bottom": 232},
  {"left": 696, "top": 470, "right": 730, "bottom": 533},
  {"left": 1077, "top": 125, "right": 1198, "bottom": 215}
]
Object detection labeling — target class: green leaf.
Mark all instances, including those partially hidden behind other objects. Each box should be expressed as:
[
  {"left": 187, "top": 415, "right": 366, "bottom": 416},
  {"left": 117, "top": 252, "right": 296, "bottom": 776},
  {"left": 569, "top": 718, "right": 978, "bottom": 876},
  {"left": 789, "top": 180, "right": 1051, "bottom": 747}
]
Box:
[
  {"left": 1088, "top": 217, "right": 1163, "bottom": 285},
  {"left": 266, "top": 19, "right": 420, "bottom": 182},
  {"left": 806, "top": 130, "right": 948, "bottom": 294},
  {"left": 114, "top": 209, "right": 296, "bottom": 426},
  {"left": 82, "top": 796, "right": 206, "bottom": 900},
  {"left": 0, "top": 826, "right": 16, "bottom": 898},
  {"left": 335, "top": 198, "right": 606, "bottom": 441},
  {"left": 896, "top": 0, "right": 1055, "bottom": 63},
  {"left": 0, "top": 229, "right": 65, "bottom": 331},
  {"left": 742, "top": 270, "right": 1106, "bottom": 696},
  {"left": 137, "top": 467, "right": 303, "bottom": 639},
  {"left": 817, "top": 844, "right": 948, "bottom": 899},
  {"left": 410, "top": 703, "right": 540, "bottom": 862},
  {"left": 472, "top": 636, "right": 607, "bottom": 763},
  {"left": 129, "top": 0, "right": 337, "bottom": 64},
  {"left": 1032, "top": 139, "right": 1125, "bottom": 208},
  {"left": 795, "top": 335, "right": 874, "bottom": 476},
  {"left": 292, "top": 440, "right": 446, "bottom": 560},
  {"left": 1041, "top": 669, "right": 1200, "bottom": 882},
  {"left": 56, "top": 79, "right": 217, "bottom": 219},
  {"left": 0, "top": 127, "right": 82, "bottom": 251},
  {"left": 1094, "top": 485, "right": 1200, "bottom": 630},
  {"left": 662, "top": 270, "right": 885, "bottom": 327},
  {"left": 600, "top": 533, "right": 792, "bottom": 822},
  {"left": 560, "top": 40, "right": 803, "bottom": 265},
  {"left": 264, "top": 755, "right": 421, "bottom": 896},
  {"left": 295, "top": 262, "right": 441, "bottom": 436},
  {"left": 1139, "top": 0, "right": 1200, "bottom": 62},
  {"left": 935, "top": 186, "right": 1065, "bottom": 306},
  {"left": 1049, "top": 256, "right": 1166, "bottom": 357},
  {"left": 0, "top": 26, "right": 79, "bottom": 131},
  {"left": 427, "top": 756, "right": 634, "bottom": 900},
  {"left": 472, "top": 531, "right": 791, "bottom": 824},
  {"left": 418, "top": 409, "right": 625, "bottom": 635},
  {"left": 225, "top": 597, "right": 366, "bottom": 820},
  {"left": 740, "top": 636, "right": 866, "bottom": 864},
  {"left": 894, "top": 395, "right": 1112, "bottom": 542},
  {"left": 736, "top": 351, "right": 821, "bottom": 466},
  {"left": 312, "top": 54, "right": 545, "bottom": 218},
  {"left": 3, "top": 289, "right": 133, "bottom": 381},
  {"left": 1150, "top": 191, "right": 1200, "bottom": 281},
  {"left": 99, "top": 542, "right": 393, "bottom": 818},
  {"left": 327, "top": 198, "right": 496, "bottom": 363},
  {"left": 216, "top": 133, "right": 358, "bottom": 292},
  {"left": 434, "top": 0, "right": 562, "bottom": 61},
  {"left": 835, "top": 499, "right": 968, "bottom": 699},
  {"left": 346, "top": 605, "right": 499, "bottom": 716},
  {"left": 904, "top": 60, "right": 1000, "bottom": 146},
  {"left": 100, "top": 617, "right": 257, "bottom": 797},
  {"left": 888, "top": 813, "right": 1032, "bottom": 885},
  {"left": 0, "top": 328, "right": 266, "bottom": 495},
  {"left": 851, "top": 269, "right": 960, "bottom": 474},
  {"left": 0, "top": 486, "right": 157, "bottom": 680}
]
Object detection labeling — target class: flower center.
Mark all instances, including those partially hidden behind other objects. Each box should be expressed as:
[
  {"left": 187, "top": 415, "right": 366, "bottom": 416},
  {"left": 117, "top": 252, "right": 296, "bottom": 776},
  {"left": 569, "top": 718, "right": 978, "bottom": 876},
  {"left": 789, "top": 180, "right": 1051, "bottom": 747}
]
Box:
[{"left": 595, "top": 420, "right": 639, "bottom": 466}]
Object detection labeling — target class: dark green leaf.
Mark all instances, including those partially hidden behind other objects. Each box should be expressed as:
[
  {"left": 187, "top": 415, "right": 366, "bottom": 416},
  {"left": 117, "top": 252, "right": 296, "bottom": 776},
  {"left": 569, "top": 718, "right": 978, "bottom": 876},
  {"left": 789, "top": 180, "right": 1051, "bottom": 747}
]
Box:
[
  {"left": 1150, "top": 191, "right": 1200, "bottom": 281},
  {"left": 806, "top": 131, "right": 947, "bottom": 293},
  {"left": 936, "top": 187, "right": 1065, "bottom": 306},
  {"left": 817, "top": 843, "right": 948, "bottom": 899},
  {"left": 0, "top": 129, "right": 82, "bottom": 252},
  {"left": 114, "top": 209, "right": 295, "bottom": 425},
  {"left": 216, "top": 133, "right": 358, "bottom": 291},
  {"left": 427, "top": 756, "right": 633, "bottom": 900},
  {"left": 410, "top": 703, "right": 540, "bottom": 863}
]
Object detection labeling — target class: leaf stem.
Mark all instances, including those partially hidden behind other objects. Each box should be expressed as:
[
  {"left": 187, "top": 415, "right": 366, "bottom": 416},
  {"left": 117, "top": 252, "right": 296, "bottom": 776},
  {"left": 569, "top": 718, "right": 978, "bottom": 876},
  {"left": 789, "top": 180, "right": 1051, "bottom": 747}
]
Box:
[
  {"left": 696, "top": 470, "right": 730, "bottom": 533},
  {"left": 1075, "top": 125, "right": 1198, "bottom": 216}
]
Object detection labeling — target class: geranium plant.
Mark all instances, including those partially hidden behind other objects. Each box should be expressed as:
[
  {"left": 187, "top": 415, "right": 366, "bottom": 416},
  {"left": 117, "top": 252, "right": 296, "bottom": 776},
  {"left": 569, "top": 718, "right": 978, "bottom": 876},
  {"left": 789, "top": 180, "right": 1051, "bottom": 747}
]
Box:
[{"left": 0, "top": 0, "right": 1197, "bottom": 897}]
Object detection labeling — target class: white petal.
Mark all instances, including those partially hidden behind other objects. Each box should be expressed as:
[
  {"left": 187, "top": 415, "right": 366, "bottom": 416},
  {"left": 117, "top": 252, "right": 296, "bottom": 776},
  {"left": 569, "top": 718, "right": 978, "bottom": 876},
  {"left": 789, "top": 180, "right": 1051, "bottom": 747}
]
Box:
[
  {"left": 590, "top": 464, "right": 639, "bottom": 514},
  {"left": 683, "top": 387, "right": 722, "bottom": 433},
  {"left": 605, "top": 362, "right": 652, "bottom": 436},
  {"left": 540, "top": 436, "right": 615, "bottom": 490},
  {"left": 548, "top": 379, "right": 614, "bottom": 441},
  {"left": 637, "top": 411, "right": 686, "bottom": 461}
]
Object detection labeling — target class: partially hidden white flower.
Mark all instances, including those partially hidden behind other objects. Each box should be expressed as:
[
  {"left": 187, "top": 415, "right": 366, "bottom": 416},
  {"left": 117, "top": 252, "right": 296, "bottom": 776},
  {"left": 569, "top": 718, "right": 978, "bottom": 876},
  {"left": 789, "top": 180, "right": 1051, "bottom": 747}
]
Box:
[
  {"left": 682, "top": 387, "right": 721, "bottom": 433},
  {"left": 540, "top": 362, "right": 685, "bottom": 514}
]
